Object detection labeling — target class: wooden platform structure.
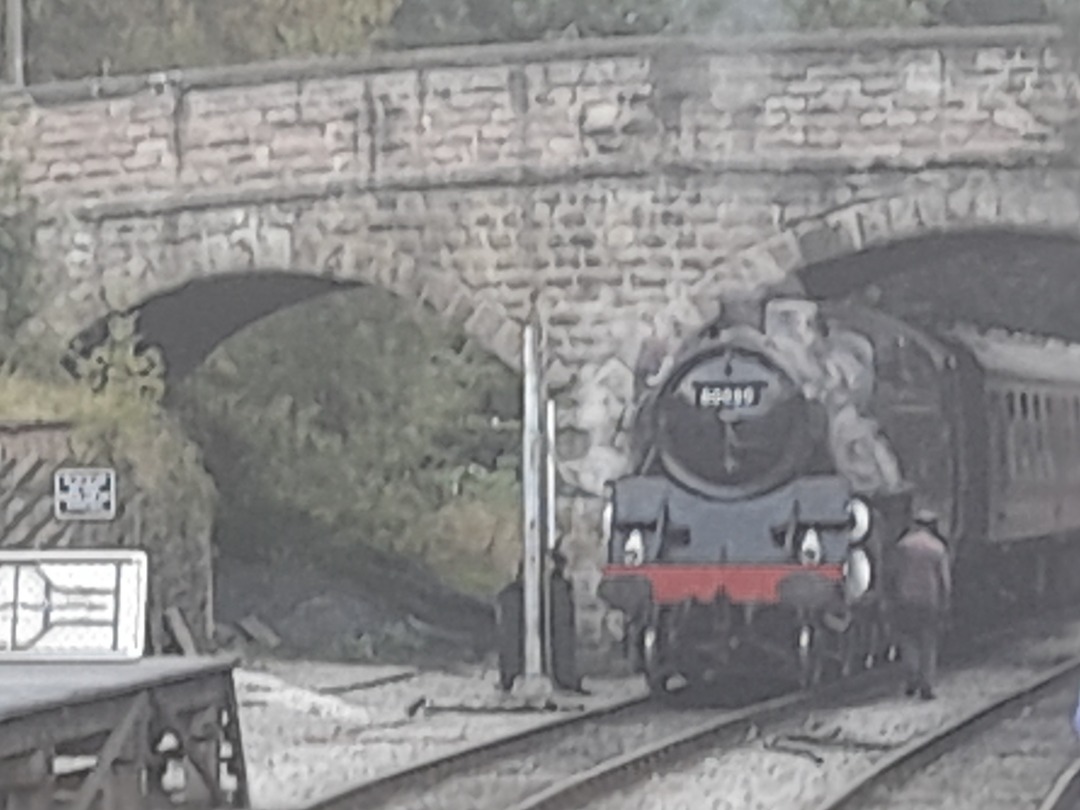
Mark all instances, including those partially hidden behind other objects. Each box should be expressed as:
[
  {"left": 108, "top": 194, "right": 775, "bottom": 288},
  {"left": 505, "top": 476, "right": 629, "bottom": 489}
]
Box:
[{"left": 0, "top": 656, "right": 249, "bottom": 809}]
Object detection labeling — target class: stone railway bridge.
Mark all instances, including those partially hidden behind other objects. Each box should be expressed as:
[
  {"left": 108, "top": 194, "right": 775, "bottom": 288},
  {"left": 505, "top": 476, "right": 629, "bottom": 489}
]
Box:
[{"left": 2, "top": 23, "right": 1079, "bottom": 659}]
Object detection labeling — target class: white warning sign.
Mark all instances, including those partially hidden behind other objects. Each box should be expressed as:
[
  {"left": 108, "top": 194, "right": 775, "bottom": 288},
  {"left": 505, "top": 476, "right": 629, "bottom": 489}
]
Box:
[
  {"left": 0, "top": 549, "right": 148, "bottom": 661},
  {"left": 53, "top": 467, "right": 116, "bottom": 521}
]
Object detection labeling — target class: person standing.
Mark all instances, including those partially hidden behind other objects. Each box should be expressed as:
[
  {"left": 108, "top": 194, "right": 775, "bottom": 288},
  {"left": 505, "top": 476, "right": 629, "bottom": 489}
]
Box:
[{"left": 889, "top": 509, "right": 952, "bottom": 700}]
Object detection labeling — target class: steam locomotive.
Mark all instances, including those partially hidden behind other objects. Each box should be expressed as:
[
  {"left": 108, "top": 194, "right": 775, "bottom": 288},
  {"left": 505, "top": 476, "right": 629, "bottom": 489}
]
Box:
[{"left": 598, "top": 298, "right": 1080, "bottom": 692}]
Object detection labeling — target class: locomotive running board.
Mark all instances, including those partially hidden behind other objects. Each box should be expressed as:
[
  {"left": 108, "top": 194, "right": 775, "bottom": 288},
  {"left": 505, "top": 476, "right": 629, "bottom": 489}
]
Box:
[{"left": 0, "top": 549, "right": 149, "bottom": 661}]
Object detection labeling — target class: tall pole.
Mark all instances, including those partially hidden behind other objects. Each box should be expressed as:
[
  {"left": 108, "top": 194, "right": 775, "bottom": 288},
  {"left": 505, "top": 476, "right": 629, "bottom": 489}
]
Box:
[
  {"left": 520, "top": 319, "right": 545, "bottom": 683},
  {"left": 544, "top": 398, "right": 558, "bottom": 553},
  {"left": 542, "top": 397, "right": 558, "bottom": 676},
  {"left": 5, "top": 0, "right": 23, "bottom": 87}
]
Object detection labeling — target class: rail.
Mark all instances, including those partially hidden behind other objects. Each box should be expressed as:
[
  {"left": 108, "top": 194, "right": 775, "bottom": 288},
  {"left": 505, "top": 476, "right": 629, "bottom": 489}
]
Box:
[
  {"left": 812, "top": 656, "right": 1080, "bottom": 810},
  {"left": 1039, "top": 758, "right": 1080, "bottom": 810},
  {"left": 299, "top": 691, "right": 652, "bottom": 810}
]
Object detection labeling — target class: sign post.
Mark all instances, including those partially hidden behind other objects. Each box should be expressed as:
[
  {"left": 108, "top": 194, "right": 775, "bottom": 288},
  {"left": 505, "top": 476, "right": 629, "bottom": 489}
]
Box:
[{"left": 518, "top": 317, "right": 549, "bottom": 693}]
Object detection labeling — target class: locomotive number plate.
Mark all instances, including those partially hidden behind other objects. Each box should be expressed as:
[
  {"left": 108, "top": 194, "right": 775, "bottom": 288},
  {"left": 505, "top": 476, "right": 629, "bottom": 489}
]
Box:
[{"left": 695, "top": 382, "right": 767, "bottom": 409}]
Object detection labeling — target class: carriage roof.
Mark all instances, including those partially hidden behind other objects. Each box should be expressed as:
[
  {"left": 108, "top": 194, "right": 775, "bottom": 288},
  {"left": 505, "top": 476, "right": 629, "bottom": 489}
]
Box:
[{"left": 945, "top": 325, "right": 1080, "bottom": 387}]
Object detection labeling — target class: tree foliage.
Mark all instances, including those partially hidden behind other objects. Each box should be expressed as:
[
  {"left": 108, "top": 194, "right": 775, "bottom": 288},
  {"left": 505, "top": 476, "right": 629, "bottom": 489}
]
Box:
[
  {"left": 23, "top": 0, "right": 401, "bottom": 81},
  {"left": 0, "top": 167, "right": 42, "bottom": 362},
  {"left": 0, "top": 154, "right": 217, "bottom": 640},
  {"left": 13, "top": 0, "right": 1069, "bottom": 80},
  {"left": 172, "top": 288, "right": 522, "bottom": 599},
  {"left": 376, "top": 0, "right": 1057, "bottom": 47}
]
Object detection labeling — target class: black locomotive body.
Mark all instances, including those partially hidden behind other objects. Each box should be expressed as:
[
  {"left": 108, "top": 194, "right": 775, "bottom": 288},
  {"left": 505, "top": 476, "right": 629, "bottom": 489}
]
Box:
[{"left": 599, "top": 298, "right": 1080, "bottom": 691}]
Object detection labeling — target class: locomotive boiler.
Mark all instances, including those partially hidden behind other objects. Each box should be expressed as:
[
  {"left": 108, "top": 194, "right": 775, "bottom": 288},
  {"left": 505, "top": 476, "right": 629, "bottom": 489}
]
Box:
[{"left": 599, "top": 296, "right": 1080, "bottom": 693}]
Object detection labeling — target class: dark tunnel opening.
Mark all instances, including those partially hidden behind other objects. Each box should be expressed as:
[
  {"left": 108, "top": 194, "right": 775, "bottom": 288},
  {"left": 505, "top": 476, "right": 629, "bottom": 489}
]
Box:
[
  {"left": 70, "top": 272, "right": 358, "bottom": 384},
  {"left": 797, "top": 229, "right": 1080, "bottom": 342},
  {"left": 64, "top": 271, "right": 523, "bottom": 664}
]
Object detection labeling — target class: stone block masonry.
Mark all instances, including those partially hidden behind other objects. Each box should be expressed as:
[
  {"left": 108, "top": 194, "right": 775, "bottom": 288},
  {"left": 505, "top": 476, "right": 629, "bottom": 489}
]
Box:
[
  {"left": 2, "top": 24, "right": 1079, "bottom": 667},
  {"left": 0, "top": 26, "right": 1074, "bottom": 204}
]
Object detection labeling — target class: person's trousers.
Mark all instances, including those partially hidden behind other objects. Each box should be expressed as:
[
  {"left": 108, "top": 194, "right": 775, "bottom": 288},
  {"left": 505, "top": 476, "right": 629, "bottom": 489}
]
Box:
[{"left": 894, "top": 605, "right": 941, "bottom": 690}]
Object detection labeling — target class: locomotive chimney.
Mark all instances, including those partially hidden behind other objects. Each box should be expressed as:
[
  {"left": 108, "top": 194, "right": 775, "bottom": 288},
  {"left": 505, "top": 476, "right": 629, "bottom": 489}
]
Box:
[
  {"left": 718, "top": 296, "right": 765, "bottom": 330},
  {"left": 764, "top": 298, "right": 821, "bottom": 344}
]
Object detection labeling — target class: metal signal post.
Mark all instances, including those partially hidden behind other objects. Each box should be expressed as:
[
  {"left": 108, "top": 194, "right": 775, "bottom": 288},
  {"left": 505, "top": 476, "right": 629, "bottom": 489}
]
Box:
[
  {"left": 542, "top": 396, "right": 558, "bottom": 678},
  {"left": 519, "top": 318, "right": 548, "bottom": 691},
  {"left": 516, "top": 314, "right": 563, "bottom": 697}
]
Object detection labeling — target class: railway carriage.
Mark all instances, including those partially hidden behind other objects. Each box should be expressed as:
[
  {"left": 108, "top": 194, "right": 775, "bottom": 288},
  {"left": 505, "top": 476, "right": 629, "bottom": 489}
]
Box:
[{"left": 599, "top": 298, "right": 1080, "bottom": 693}]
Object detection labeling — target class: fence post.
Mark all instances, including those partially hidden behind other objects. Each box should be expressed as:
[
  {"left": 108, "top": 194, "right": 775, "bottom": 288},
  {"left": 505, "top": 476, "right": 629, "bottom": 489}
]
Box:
[{"left": 5, "top": 0, "right": 24, "bottom": 87}]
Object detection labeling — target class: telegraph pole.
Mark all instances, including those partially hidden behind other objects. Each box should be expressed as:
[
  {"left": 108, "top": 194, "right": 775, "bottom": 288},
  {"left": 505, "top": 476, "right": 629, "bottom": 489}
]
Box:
[{"left": 5, "top": 0, "right": 23, "bottom": 87}]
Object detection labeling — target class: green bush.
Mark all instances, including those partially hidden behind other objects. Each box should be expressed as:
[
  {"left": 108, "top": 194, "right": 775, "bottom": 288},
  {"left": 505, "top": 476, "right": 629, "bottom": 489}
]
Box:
[
  {"left": 22, "top": 0, "right": 402, "bottom": 81},
  {"left": 10, "top": 0, "right": 1067, "bottom": 81},
  {"left": 376, "top": 0, "right": 1052, "bottom": 47},
  {"left": 173, "top": 287, "right": 522, "bottom": 599},
  {"left": 0, "top": 147, "right": 218, "bottom": 639}
]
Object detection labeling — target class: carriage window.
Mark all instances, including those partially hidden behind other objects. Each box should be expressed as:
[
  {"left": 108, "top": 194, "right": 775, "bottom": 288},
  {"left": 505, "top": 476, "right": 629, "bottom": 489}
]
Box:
[
  {"left": 1007, "top": 392, "right": 1016, "bottom": 420},
  {"left": 990, "top": 393, "right": 1009, "bottom": 472},
  {"left": 1020, "top": 393, "right": 1029, "bottom": 420},
  {"left": 1033, "top": 396, "right": 1044, "bottom": 475}
]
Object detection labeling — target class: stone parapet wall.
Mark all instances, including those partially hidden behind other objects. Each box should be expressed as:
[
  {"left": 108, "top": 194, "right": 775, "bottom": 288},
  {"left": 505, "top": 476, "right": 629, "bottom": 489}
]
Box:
[
  {"left": 0, "top": 25, "right": 1073, "bottom": 208},
  {"left": 2, "top": 24, "right": 1079, "bottom": 670}
]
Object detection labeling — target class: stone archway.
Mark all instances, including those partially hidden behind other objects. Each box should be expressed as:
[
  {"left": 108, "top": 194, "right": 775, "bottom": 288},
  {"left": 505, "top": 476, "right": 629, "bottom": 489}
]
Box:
[
  {"left": 550, "top": 174, "right": 1080, "bottom": 504},
  {"left": 556, "top": 175, "right": 1080, "bottom": 664},
  {"left": 23, "top": 196, "right": 522, "bottom": 371}
]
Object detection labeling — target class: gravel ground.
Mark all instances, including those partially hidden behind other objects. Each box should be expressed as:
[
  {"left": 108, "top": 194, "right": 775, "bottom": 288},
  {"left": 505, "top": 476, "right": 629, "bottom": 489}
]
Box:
[
  {"left": 584, "top": 617, "right": 1080, "bottom": 810},
  {"left": 859, "top": 679, "right": 1080, "bottom": 810},
  {"left": 235, "top": 659, "right": 645, "bottom": 810},
  {"left": 355, "top": 697, "right": 710, "bottom": 810}
]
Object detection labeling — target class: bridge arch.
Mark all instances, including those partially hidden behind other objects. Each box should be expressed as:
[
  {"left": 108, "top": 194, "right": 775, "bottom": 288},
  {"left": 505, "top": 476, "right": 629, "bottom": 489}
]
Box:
[
  {"left": 658, "top": 173, "right": 1080, "bottom": 336},
  {"left": 24, "top": 198, "right": 523, "bottom": 378}
]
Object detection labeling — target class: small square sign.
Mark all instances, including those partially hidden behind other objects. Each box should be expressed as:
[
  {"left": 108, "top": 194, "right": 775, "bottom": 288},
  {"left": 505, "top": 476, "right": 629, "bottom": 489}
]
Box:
[{"left": 53, "top": 468, "right": 116, "bottom": 521}]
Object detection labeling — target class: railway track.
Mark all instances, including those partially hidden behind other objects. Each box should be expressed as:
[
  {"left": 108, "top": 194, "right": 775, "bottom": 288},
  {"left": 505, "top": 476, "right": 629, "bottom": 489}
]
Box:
[
  {"left": 295, "top": 610, "right": 1080, "bottom": 810},
  {"left": 563, "top": 612, "right": 1080, "bottom": 810},
  {"left": 813, "top": 657, "right": 1080, "bottom": 810},
  {"left": 300, "top": 670, "right": 884, "bottom": 810},
  {"left": 298, "top": 690, "right": 671, "bottom": 810},
  {"left": 1040, "top": 757, "right": 1080, "bottom": 810}
]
